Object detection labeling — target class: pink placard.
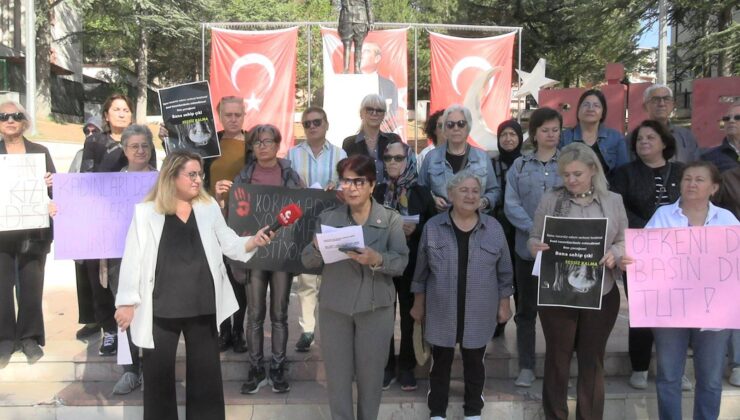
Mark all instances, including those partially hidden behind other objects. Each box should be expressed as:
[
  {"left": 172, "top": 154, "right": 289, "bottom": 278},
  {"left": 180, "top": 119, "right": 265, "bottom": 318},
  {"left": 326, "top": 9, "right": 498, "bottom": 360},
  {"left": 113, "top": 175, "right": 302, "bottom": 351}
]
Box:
[{"left": 625, "top": 226, "right": 740, "bottom": 329}]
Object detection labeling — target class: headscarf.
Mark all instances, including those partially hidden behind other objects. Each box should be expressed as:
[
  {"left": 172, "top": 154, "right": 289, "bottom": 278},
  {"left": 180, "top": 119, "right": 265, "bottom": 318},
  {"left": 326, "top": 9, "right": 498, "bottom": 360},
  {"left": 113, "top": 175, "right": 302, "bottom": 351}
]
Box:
[
  {"left": 382, "top": 141, "right": 418, "bottom": 215},
  {"left": 497, "top": 119, "right": 524, "bottom": 167}
]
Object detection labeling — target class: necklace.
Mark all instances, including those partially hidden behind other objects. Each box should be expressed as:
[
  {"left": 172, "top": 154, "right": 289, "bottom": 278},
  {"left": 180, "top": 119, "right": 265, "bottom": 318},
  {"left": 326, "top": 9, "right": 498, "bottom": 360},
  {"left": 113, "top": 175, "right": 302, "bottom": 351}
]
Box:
[{"left": 569, "top": 187, "right": 594, "bottom": 199}]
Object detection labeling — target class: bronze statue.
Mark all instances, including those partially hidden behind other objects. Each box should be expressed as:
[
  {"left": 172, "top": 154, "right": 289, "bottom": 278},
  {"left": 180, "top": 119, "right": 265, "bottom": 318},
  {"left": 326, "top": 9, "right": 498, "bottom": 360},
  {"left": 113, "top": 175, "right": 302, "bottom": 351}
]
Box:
[{"left": 338, "top": 0, "right": 373, "bottom": 74}]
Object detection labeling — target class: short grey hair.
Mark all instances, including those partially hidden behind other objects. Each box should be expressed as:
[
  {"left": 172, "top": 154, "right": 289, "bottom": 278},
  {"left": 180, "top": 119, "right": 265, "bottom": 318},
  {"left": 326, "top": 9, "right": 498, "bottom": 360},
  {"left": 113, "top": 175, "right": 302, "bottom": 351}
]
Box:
[
  {"left": 442, "top": 104, "right": 472, "bottom": 131},
  {"left": 643, "top": 84, "right": 673, "bottom": 104},
  {"left": 558, "top": 143, "right": 609, "bottom": 197},
  {"left": 0, "top": 100, "right": 31, "bottom": 132},
  {"left": 446, "top": 169, "right": 482, "bottom": 195},
  {"left": 360, "top": 93, "right": 386, "bottom": 112},
  {"left": 121, "top": 124, "right": 154, "bottom": 148},
  {"left": 216, "top": 96, "right": 245, "bottom": 115}
]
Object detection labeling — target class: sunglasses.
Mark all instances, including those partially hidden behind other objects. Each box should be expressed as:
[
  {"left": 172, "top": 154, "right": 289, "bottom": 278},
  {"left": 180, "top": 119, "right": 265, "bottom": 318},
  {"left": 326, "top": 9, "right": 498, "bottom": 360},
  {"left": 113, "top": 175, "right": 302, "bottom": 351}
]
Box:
[
  {"left": 302, "top": 118, "right": 323, "bottom": 129},
  {"left": 722, "top": 115, "right": 740, "bottom": 122},
  {"left": 83, "top": 127, "right": 100, "bottom": 136},
  {"left": 383, "top": 155, "right": 406, "bottom": 163},
  {"left": 445, "top": 120, "right": 468, "bottom": 129},
  {"left": 339, "top": 177, "right": 368, "bottom": 188},
  {"left": 0, "top": 112, "right": 26, "bottom": 122},
  {"left": 364, "top": 107, "right": 386, "bottom": 115}
]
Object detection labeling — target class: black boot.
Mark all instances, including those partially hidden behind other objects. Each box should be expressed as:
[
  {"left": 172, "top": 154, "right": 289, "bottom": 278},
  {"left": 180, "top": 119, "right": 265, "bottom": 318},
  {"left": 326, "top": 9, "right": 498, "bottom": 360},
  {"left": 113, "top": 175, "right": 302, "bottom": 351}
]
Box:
[
  {"left": 218, "top": 320, "right": 233, "bottom": 352},
  {"left": 232, "top": 328, "right": 247, "bottom": 353}
]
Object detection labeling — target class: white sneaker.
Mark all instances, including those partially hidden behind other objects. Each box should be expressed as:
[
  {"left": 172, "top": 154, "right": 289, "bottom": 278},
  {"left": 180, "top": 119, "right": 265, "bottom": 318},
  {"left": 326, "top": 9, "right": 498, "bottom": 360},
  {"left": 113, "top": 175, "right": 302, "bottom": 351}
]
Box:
[
  {"left": 464, "top": 417, "right": 482, "bottom": 420},
  {"left": 629, "top": 371, "right": 648, "bottom": 389},
  {"left": 681, "top": 375, "right": 693, "bottom": 391},
  {"left": 730, "top": 367, "right": 740, "bottom": 387},
  {"left": 430, "top": 417, "right": 445, "bottom": 420},
  {"left": 515, "top": 368, "right": 535, "bottom": 387}
]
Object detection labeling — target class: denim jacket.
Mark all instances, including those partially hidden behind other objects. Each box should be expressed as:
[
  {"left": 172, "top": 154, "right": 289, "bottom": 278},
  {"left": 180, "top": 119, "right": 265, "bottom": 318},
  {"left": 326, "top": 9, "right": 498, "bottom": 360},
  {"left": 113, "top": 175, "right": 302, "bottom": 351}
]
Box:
[
  {"left": 504, "top": 151, "right": 563, "bottom": 260},
  {"left": 418, "top": 144, "right": 500, "bottom": 209},
  {"left": 560, "top": 125, "right": 629, "bottom": 173}
]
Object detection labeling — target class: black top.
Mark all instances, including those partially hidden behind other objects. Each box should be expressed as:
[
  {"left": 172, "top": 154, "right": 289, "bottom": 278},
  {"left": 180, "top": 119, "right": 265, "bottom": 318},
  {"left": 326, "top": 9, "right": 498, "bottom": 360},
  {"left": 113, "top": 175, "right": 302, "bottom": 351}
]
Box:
[
  {"left": 652, "top": 166, "right": 672, "bottom": 206},
  {"left": 590, "top": 142, "right": 609, "bottom": 173},
  {"left": 342, "top": 131, "right": 402, "bottom": 183},
  {"left": 451, "top": 216, "right": 472, "bottom": 344},
  {"left": 81, "top": 132, "right": 158, "bottom": 173},
  {"left": 153, "top": 212, "right": 216, "bottom": 318},
  {"left": 446, "top": 152, "right": 465, "bottom": 174},
  {"left": 610, "top": 160, "right": 683, "bottom": 228}
]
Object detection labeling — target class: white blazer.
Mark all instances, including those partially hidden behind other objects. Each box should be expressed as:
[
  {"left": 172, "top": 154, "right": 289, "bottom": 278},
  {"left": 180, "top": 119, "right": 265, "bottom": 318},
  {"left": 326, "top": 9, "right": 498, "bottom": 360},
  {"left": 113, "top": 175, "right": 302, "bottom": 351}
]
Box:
[{"left": 115, "top": 199, "right": 255, "bottom": 348}]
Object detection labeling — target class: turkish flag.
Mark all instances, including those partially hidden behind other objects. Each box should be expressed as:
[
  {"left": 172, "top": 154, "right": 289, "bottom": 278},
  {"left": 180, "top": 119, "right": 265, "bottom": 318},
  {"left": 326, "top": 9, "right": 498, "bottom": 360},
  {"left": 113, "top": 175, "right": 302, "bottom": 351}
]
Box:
[
  {"left": 430, "top": 31, "right": 515, "bottom": 150},
  {"left": 210, "top": 27, "right": 298, "bottom": 157}
]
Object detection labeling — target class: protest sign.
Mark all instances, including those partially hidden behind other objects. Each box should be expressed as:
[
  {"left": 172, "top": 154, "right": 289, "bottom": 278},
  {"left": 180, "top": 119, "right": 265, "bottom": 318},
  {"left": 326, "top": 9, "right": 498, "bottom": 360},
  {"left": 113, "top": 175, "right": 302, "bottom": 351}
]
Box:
[
  {"left": 228, "top": 184, "right": 340, "bottom": 274},
  {"left": 159, "top": 81, "right": 221, "bottom": 159},
  {"left": 0, "top": 154, "right": 49, "bottom": 231},
  {"left": 538, "top": 216, "right": 608, "bottom": 309},
  {"left": 626, "top": 226, "right": 740, "bottom": 329},
  {"left": 53, "top": 172, "right": 158, "bottom": 259}
]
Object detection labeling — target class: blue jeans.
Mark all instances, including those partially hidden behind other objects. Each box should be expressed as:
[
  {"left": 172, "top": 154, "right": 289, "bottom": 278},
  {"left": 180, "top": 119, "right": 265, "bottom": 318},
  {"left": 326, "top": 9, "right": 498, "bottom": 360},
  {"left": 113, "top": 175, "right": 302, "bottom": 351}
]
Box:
[
  {"left": 730, "top": 330, "right": 740, "bottom": 368},
  {"left": 652, "top": 328, "right": 730, "bottom": 420}
]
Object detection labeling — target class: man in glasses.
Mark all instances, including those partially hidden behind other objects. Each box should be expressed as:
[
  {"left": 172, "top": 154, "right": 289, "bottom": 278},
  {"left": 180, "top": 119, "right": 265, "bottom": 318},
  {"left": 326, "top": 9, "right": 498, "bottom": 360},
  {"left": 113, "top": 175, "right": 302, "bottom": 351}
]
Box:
[
  {"left": 640, "top": 84, "right": 698, "bottom": 163},
  {"left": 700, "top": 100, "right": 740, "bottom": 174},
  {"left": 287, "top": 106, "right": 347, "bottom": 353}
]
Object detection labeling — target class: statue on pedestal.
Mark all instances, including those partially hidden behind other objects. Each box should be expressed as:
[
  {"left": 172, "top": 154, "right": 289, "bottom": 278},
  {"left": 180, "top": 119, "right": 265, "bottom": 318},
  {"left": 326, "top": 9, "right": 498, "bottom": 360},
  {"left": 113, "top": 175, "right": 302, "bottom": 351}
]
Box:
[{"left": 338, "top": 0, "right": 373, "bottom": 74}]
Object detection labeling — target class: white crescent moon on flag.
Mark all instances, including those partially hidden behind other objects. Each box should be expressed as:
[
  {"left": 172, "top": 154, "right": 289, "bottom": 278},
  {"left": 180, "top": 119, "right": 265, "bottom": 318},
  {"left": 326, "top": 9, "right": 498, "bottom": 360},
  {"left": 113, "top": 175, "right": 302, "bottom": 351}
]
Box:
[
  {"left": 451, "top": 56, "right": 494, "bottom": 96},
  {"left": 463, "top": 66, "right": 501, "bottom": 154},
  {"left": 230, "top": 53, "right": 276, "bottom": 92}
]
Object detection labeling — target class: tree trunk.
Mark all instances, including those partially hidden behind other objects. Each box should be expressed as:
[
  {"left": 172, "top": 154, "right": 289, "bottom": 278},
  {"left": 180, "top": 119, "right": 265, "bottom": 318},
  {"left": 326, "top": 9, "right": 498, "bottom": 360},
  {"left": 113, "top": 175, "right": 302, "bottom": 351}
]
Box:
[
  {"left": 35, "top": 0, "right": 52, "bottom": 120},
  {"left": 716, "top": 6, "right": 732, "bottom": 77},
  {"left": 135, "top": 24, "right": 148, "bottom": 124}
]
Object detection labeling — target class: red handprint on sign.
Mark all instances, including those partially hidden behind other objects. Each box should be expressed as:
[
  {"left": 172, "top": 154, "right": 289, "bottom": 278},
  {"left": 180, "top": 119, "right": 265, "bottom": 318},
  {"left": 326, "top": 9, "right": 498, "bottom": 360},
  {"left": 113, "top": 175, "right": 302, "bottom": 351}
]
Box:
[{"left": 234, "top": 187, "right": 251, "bottom": 217}]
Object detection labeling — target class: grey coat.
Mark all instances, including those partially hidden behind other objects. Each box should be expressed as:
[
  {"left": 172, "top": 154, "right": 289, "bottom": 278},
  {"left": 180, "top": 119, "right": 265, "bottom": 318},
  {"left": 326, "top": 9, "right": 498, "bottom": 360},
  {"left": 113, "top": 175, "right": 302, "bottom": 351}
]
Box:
[
  {"left": 411, "top": 211, "right": 514, "bottom": 349},
  {"left": 301, "top": 199, "right": 409, "bottom": 315}
]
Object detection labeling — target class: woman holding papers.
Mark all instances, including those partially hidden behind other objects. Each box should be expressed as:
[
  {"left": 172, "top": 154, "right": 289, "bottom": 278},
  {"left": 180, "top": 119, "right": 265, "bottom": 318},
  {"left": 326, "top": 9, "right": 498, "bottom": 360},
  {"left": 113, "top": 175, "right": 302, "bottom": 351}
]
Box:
[
  {"left": 528, "top": 143, "right": 628, "bottom": 420},
  {"left": 0, "top": 100, "right": 55, "bottom": 368},
  {"left": 373, "top": 138, "right": 435, "bottom": 391},
  {"left": 410, "top": 170, "right": 514, "bottom": 420},
  {"left": 302, "top": 154, "right": 409, "bottom": 420},
  {"left": 624, "top": 160, "right": 739, "bottom": 420},
  {"left": 114, "top": 150, "right": 272, "bottom": 420}
]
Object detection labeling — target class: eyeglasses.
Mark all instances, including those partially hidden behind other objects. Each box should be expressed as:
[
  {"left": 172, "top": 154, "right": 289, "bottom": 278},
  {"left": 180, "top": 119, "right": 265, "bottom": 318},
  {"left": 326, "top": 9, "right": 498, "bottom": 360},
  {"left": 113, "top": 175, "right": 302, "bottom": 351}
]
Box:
[
  {"left": 302, "top": 118, "right": 324, "bottom": 129},
  {"left": 445, "top": 120, "right": 468, "bottom": 129},
  {"left": 83, "top": 127, "right": 100, "bottom": 136},
  {"left": 722, "top": 115, "right": 740, "bottom": 122},
  {"left": 649, "top": 95, "right": 674, "bottom": 104},
  {"left": 254, "top": 139, "right": 276, "bottom": 148},
  {"left": 364, "top": 107, "right": 386, "bottom": 115},
  {"left": 0, "top": 112, "right": 26, "bottom": 122},
  {"left": 182, "top": 171, "right": 205, "bottom": 182},
  {"left": 383, "top": 155, "right": 406, "bottom": 163},
  {"left": 580, "top": 101, "right": 603, "bottom": 110},
  {"left": 339, "top": 177, "right": 368, "bottom": 188},
  {"left": 126, "top": 143, "right": 151, "bottom": 151}
]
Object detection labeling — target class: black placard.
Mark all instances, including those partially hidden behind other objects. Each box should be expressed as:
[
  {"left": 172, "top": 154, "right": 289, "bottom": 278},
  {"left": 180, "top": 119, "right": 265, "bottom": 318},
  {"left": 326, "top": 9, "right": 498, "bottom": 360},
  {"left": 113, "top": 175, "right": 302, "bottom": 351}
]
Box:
[{"left": 158, "top": 81, "right": 221, "bottom": 159}]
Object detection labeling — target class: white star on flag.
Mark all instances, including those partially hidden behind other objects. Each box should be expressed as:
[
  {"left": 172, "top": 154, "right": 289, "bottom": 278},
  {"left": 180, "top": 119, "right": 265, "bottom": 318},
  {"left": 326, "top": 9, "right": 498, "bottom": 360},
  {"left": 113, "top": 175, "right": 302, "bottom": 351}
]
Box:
[
  {"left": 514, "top": 58, "right": 559, "bottom": 104},
  {"left": 245, "top": 92, "right": 262, "bottom": 111}
]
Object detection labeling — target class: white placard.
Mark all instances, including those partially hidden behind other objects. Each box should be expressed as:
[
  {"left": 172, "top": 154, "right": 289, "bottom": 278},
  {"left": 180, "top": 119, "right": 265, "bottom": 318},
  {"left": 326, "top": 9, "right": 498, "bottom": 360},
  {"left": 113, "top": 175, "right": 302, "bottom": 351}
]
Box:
[
  {"left": 117, "top": 328, "right": 133, "bottom": 365},
  {"left": 316, "top": 225, "right": 365, "bottom": 264},
  {"left": 0, "top": 153, "right": 49, "bottom": 231},
  {"left": 324, "top": 73, "right": 379, "bottom": 148}
]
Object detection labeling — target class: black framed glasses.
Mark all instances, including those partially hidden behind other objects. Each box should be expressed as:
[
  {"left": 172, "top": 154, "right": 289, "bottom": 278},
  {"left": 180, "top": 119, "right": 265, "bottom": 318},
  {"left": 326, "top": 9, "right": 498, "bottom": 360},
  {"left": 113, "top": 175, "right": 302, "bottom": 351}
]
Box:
[
  {"left": 182, "top": 171, "right": 205, "bottom": 182},
  {"left": 445, "top": 120, "right": 468, "bottom": 129},
  {"left": 83, "top": 127, "right": 100, "bottom": 136},
  {"left": 302, "top": 118, "right": 323, "bottom": 129},
  {"left": 254, "top": 139, "right": 276, "bottom": 147},
  {"left": 339, "top": 177, "right": 368, "bottom": 188},
  {"left": 364, "top": 107, "right": 386, "bottom": 115},
  {"left": 382, "top": 155, "right": 406, "bottom": 163},
  {"left": 0, "top": 112, "right": 26, "bottom": 122},
  {"left": 722, "top": 115, "right": 740, "bottom": 122}
]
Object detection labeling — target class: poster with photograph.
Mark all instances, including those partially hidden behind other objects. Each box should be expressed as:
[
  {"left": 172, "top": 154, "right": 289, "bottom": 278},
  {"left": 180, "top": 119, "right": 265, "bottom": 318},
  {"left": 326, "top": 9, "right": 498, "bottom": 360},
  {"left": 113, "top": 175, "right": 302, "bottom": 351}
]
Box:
[
  {"left": 158, "top": 81, "right": 221, "bottom": 159},
  {"left": 538, "top": 216, "right": 608, "bottom": 310}
]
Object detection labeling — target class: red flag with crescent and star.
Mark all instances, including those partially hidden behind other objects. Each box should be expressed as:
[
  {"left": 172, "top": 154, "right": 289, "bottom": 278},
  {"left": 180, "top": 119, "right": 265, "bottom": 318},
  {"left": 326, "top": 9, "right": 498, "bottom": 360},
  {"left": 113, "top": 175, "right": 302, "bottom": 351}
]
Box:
[
  {"left": 210, "top": 27, "right": 298, "bottom": 156},
  {"left": 429, "top": 31, "right": 516, "bottom": 150}
]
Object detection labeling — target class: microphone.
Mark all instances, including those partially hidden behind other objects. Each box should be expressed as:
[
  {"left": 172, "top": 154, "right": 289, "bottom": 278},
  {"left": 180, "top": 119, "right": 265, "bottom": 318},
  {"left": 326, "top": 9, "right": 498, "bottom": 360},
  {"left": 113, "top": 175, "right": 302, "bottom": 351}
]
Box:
[{"left": 268, "top": 203, "right": 303, "bottom": 233}]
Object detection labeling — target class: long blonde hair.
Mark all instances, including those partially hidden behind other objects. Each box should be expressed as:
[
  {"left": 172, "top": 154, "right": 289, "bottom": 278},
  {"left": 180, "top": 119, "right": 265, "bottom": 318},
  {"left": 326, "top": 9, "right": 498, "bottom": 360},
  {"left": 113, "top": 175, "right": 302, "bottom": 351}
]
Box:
[{"left": 144, "top": 150, "right": 211, "bottom": 214}]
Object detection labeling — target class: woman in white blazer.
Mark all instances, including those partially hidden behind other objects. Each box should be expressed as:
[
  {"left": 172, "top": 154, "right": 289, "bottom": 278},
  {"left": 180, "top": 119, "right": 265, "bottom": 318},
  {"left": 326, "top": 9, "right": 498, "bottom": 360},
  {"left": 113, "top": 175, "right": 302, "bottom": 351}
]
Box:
[{"left": 114, "top": 150, "right": 272, "bottom": 420}]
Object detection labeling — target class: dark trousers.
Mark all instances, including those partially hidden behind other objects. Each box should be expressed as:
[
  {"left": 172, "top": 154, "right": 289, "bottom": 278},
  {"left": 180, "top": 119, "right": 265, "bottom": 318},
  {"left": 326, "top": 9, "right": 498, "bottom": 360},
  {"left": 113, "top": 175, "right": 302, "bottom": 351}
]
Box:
[
  {"left": 220, "top": 262, "right": 246, "bottom": 334},
  {"left": 83, "top": 259, "right": 116, "bottom": 331},
  {"left": 0, "top": 252, "right": 46, "bottom": 346},
  {"left": 246, "top": 270, "right": 291, "bottom": 367},
  {"left": 386, "top": 275, "right": 416, "bottom": 373},
  {"left": 539, "top": 286, "right": 620, "bottom": 420},
  {"left": 142, "top": 315, "right": 224, "bottom": 420},
  {"left": 622, "top": 275, "right": 653, "bottom": 372},
  {"left": 514, "top": 254, "right": 538, "bottom": 370},
  {"left": 428, "top": 345, "right": 486, "bottom": 418},
  {"left": 74, "top": 261, "right": 95, "bottom": 324}
]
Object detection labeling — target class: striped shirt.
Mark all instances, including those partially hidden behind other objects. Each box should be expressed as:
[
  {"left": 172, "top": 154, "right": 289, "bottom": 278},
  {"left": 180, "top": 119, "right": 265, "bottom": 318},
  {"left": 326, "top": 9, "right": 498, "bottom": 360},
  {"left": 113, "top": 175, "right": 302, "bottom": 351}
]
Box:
[{"left": 287, "top": 140, "right": 347, "bottom": 188}]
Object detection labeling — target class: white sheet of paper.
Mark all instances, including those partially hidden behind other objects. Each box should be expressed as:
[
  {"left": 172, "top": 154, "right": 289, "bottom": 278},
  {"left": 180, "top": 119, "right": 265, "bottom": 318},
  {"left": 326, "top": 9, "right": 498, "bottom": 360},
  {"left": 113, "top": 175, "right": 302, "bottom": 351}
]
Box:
[
  {"left": 401, "top": 214, "right": 420, "bottom": 224},
  {"left": 532, "top": 251, "right": 542, "bottom": 277},
  {"left": 309, "top": 182, "right": 323, "bottom": 189},
  {"left": 316, "top": 225, "right": 365, "bottom": 264},
  {"left": 117, "top": 328, "right": 133, "bottom": 365}
]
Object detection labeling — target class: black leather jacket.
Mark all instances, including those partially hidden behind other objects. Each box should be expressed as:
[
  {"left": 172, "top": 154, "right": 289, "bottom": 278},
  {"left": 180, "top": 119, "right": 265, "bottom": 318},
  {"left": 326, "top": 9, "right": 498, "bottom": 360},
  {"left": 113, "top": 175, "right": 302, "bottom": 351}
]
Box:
[{"left": 610, "top": 159, "right": 683, "bottom": 228}]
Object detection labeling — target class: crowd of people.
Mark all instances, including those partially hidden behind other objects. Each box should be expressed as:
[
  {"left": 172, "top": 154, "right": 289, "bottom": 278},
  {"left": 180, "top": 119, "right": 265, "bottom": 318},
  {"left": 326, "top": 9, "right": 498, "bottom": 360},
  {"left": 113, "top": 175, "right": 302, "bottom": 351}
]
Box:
[{"left": 0, "top": 83, "right": 738, "bottom": 420}]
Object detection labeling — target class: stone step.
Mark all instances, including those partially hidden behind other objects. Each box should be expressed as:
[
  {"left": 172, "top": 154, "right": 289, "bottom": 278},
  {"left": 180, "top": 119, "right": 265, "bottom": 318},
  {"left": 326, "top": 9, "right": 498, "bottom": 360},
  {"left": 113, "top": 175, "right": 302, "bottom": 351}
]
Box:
[{"left": 2, "top": 378, "right": 740, "bottom": 420}]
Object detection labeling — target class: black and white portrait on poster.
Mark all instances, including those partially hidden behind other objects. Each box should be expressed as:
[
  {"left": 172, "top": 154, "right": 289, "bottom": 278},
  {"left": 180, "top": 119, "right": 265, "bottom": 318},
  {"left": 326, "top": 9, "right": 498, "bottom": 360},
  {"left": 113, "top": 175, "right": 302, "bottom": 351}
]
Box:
[
  {"left": 537, "top": 216, "right": 608, "bottom": 310},
  {"left": 158, "top": 81, "right": 221, "bottom": 159}
]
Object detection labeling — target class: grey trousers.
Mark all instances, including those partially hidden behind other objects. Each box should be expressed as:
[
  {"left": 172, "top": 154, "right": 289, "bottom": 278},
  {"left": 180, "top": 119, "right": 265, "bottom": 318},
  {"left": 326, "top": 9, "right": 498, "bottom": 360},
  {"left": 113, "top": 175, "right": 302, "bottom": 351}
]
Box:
[{"left": 319, "top": 305, "right": 394, "bottom": 420}]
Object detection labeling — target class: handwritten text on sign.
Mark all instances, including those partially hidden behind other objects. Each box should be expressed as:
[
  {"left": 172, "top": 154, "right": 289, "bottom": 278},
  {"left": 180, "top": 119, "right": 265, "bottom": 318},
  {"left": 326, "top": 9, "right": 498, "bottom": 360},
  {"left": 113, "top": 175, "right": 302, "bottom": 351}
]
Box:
[
  {"left": 0, "top": 154, "right": 49, "bottom": 231},
  {"left": 625, "top": 226, "right": 740, "bottom": 329},
  {"left": 52, "top": 172, "right": 158, "bottom": 260}
]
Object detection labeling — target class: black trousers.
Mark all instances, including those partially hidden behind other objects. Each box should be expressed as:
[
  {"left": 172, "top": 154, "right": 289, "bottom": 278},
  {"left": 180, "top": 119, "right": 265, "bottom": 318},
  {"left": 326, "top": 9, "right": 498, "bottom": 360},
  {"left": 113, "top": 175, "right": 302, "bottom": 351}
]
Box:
[
  {"left": 143, "top": 315, "right": 224, "bottom": 420},
  {"left": 386, "top": 274, "right": 416, "bottom": 373},
  {"left": 83, "top": 259, "right": 116, "bottom": 331},
  {"left": 245, "top": 270, "right": 291, "bottom": 368},
  {"left": 220, "top": 261, "right": 246, "bottom": 333},
  {"left": 428, "top": 345, "right": 486, "bottom": 418},
  {"left": 622, "top": 275, "right": 653, "bottom": 372},
  {"left": 74, "top": 261, "right": 95, "bottom": 324},
  {"left": 0, "top": 252, "right": 46, "bottom": 346}
]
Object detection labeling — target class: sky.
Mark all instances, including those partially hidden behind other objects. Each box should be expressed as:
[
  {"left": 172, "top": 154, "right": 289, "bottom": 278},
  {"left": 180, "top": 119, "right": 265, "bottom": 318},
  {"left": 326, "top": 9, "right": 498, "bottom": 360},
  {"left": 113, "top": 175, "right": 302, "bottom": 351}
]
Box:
[{"left": 639, "top": 20, "right": 659, "bottom": 48}]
